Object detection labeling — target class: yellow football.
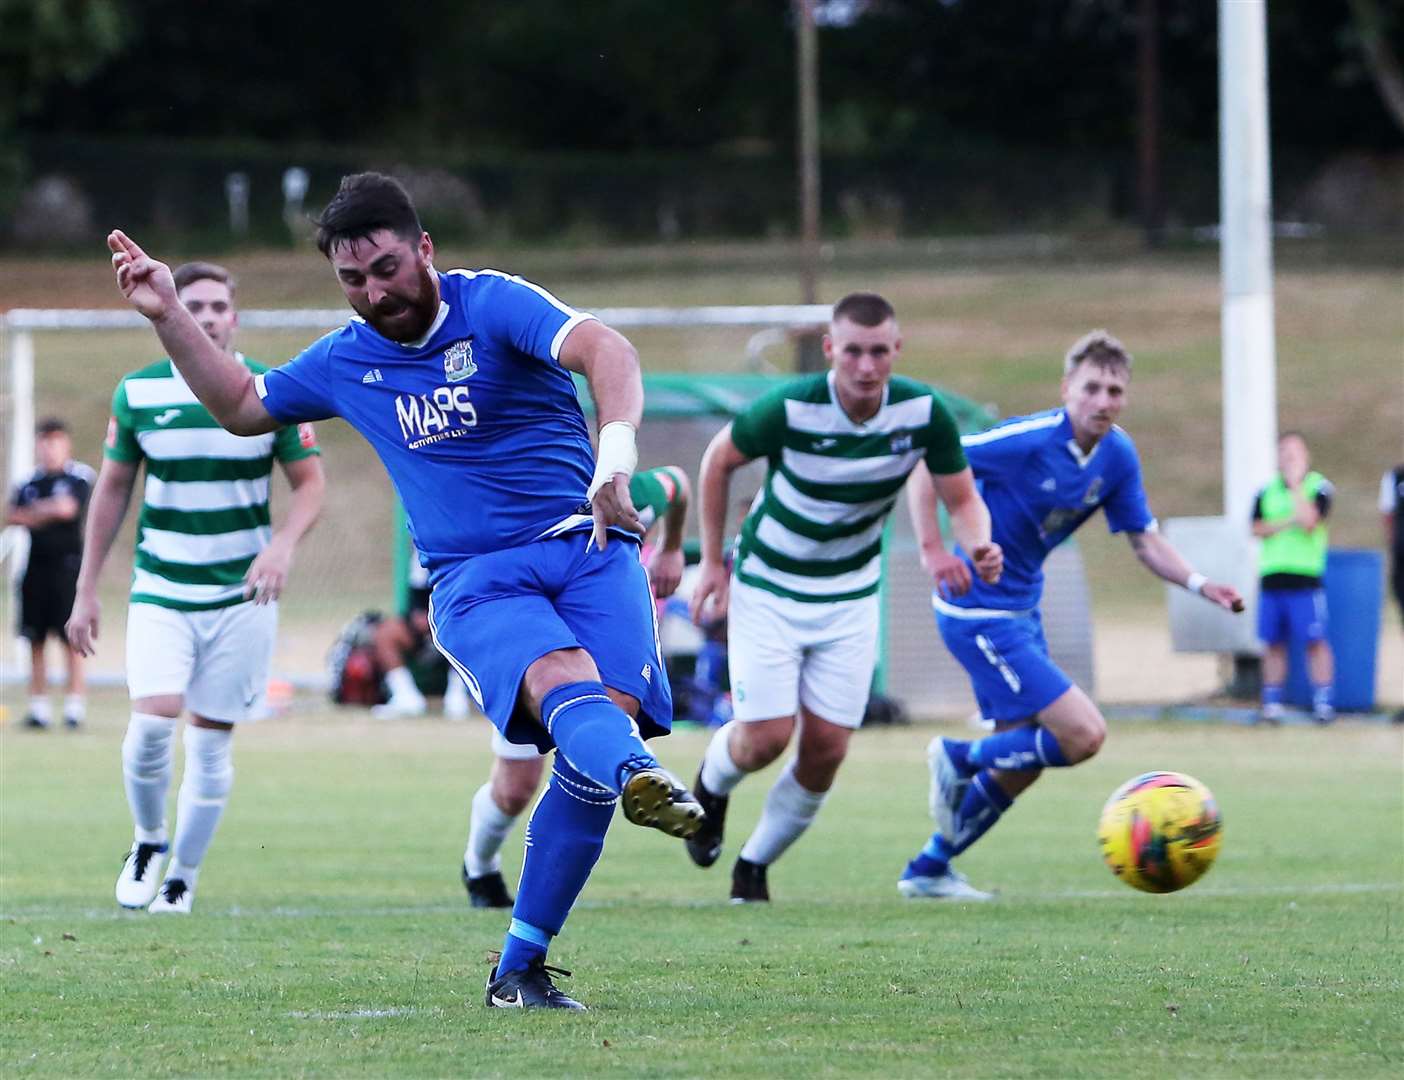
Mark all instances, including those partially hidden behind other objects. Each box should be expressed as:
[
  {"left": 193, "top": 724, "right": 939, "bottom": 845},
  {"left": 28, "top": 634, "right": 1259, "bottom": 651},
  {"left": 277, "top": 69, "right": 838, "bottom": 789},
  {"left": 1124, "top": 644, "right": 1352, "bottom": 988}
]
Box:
[{"left": 1097, "top": 771, "right": 1223, "bottom": 893}]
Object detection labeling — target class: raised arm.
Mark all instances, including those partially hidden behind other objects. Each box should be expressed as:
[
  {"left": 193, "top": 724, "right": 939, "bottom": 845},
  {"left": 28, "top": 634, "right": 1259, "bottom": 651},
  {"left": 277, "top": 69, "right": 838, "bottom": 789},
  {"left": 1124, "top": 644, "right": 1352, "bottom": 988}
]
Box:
[
  {"left": 689, "top": 424, "right": 752, "bottom": 625},
  {"left": 557, "top": 319, "right": 644, "bottom": 548},
  {"left": 66, "top": 457, "right": 141, "bottom": 656},
  {"left": 107, "top": 231, "right": 277, "bottom": 436},
  {"left": 1126, "top": 529, "right": 1244, "bottom": 613}
]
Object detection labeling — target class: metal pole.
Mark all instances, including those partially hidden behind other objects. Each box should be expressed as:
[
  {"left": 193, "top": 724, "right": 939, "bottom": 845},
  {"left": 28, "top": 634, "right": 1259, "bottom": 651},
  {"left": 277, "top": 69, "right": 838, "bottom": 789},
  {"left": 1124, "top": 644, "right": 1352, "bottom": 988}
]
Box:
[
  {"left": 1218, "top": 0, "right": 1278, "bottom": 522},
  {"left": 1137, "top": 0, "right": 1164, "bottom": 247},
  {"left": 795, "top": 0, "right": 825, "bottom": 373},
  {"left": 796, "top": 0, "right": 821, "bottom": 309}
]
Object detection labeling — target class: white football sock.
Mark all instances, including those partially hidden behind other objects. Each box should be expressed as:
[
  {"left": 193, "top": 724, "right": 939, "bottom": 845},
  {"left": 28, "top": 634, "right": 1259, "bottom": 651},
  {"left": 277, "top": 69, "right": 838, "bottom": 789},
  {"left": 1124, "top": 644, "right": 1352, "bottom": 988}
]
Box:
[
  {"left": 464, "top": 782, "right": 517, "bottom": 877},
  {"left": 28, "top": 695, "right": 51, "bottom": 722},
  {"left": 122, "top": 712, "right": 176, "bottom": 844},
  {"left": 63, "top": 694, "right": 86, "bottom": 721},
  {"left": 170, "top": 725, "right": 234, "bottom": 883},
  {"left": 738, "top": 760, "right": 827, "bottom": 866},
  {"left": 385, "top": 666, "right": 423, "bottom": 704},
  {"left": 700, "top": 721, "right": 746, "bottom": 795}
]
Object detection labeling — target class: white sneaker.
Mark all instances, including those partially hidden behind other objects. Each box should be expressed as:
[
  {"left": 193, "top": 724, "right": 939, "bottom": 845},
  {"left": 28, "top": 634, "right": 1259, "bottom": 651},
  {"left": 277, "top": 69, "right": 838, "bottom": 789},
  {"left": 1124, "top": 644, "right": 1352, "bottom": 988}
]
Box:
[
  {"left": 115, "top": 842, "right": 168, "bottom": 908},
  {"left": 149, "top": 877, "right": 194, "bottom": 914},
  {"left": 372, "top": 694, "right": 427, "bottom": 719},
  {"left": 898, "top": 868, "right": 995, "bottom": 901},
  {"left": 926, "top": 736, "right": 969, "bottom": 837}
]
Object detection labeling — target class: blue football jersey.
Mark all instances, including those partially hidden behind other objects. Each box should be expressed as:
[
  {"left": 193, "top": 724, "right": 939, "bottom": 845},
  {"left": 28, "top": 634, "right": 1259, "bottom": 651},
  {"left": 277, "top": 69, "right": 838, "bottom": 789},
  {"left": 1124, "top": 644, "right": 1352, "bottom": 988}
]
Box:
[
  {"left": 942, "top": 408, "right": 1155, "bottom": 612},
  {"left": 255, "top": 269, "right": 601, "bottom": 571}
]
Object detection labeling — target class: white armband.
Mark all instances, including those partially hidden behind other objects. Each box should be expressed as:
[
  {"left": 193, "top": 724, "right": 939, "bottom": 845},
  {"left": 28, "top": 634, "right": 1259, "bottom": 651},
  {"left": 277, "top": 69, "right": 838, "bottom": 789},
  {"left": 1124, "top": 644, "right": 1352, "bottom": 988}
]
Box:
[
  {"left": 587, "top": 421, "right": 638, "bottom": 500},
  {"left": 1184, "top": 572, "right": 1207, "bottom": 595}
]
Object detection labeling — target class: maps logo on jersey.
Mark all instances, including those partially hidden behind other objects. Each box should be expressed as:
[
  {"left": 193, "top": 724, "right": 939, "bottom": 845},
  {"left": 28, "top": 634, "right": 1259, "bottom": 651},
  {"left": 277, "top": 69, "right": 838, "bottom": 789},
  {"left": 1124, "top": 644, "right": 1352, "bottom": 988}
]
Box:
[{"left": 443, "top": 339, "right": 476, "bottom": 383}]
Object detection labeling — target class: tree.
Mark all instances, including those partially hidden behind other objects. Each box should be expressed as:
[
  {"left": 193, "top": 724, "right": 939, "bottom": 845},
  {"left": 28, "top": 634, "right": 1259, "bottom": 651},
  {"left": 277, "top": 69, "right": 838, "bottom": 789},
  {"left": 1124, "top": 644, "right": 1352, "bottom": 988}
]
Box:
[{"left": 0, "top": 0, "right": 127, "bottom": 129}]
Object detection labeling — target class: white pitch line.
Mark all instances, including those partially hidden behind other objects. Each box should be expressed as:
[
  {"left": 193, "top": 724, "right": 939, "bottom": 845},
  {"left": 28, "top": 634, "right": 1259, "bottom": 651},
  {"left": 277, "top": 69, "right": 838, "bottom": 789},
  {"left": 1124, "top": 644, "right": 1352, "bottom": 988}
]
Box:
[
  {"left": 1021, "top": 881, "right": 1403, "bottom": 901},
  {"left": 287, "top": 1007, "right": 436, "bottom": 1021},
  {"left": 1, "top": 881, "right": 1398, "bottom": 923}
]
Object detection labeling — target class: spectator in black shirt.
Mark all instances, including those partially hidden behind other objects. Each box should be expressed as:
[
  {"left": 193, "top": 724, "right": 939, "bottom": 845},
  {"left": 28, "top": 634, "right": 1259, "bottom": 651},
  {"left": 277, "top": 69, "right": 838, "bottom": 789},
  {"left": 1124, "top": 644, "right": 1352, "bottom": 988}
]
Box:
[{"left": 7, "top": 418, "right": 95, "bottom": 728}]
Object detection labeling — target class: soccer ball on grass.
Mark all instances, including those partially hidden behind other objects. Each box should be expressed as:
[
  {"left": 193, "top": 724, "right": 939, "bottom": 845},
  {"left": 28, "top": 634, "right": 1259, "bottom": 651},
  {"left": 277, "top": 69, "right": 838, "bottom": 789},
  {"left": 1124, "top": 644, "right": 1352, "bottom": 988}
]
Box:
[{"left": 1096, "top": 771, "right": 1222, "bottom": 893}]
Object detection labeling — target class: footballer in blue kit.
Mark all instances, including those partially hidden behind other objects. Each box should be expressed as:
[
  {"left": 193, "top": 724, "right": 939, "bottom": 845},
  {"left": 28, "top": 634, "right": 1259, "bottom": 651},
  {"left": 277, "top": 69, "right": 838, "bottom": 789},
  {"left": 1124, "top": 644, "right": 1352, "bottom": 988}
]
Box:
[
  {"left": 107, "top": 173, "right": 703, "bottom": 1010},
  {"left": 898, "top": 331, "right": 1243, "bottom": 900}
]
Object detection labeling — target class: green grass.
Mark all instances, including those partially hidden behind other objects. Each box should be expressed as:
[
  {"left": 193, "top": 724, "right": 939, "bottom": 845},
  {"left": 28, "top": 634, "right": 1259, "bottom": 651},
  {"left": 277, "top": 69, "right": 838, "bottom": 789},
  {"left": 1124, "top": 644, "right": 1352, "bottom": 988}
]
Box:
[{"left": 3, "top": 692, "right": 1401, "bottom": 1077}]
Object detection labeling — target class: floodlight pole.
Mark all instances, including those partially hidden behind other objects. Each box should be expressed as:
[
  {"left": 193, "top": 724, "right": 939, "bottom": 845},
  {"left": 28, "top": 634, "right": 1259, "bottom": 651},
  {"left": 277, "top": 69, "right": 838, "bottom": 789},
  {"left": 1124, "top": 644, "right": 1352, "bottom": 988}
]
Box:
[
  {"left": 1218, "top": 0, "right": 1278, "bottom": 522},
  {"left": 795, "top": 0, "right": 825, "bottom": 372}
]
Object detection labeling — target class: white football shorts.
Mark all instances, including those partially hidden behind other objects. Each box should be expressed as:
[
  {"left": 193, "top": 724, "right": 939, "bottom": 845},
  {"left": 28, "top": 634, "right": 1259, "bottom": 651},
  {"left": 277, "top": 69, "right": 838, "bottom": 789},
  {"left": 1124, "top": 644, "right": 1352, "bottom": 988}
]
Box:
[
  {"left": 126, "top": 600, "right": 278, "bottom": 723},
  {"left": 726, "top": 578, "right": 879, "bottom": 729}
]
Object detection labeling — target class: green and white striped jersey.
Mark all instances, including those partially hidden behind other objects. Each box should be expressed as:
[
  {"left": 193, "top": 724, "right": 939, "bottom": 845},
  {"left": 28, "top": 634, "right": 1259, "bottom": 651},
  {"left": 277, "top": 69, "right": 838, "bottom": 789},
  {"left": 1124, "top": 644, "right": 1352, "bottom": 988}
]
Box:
[
  {"left": 104, "top": 357, "right": 320, "bottom": 611},
  {"left": 730, "top": 371, "right": 966, "bottom": 603},
  {"left": 629, "top": 465, "right": 686, "bottom": 533}
]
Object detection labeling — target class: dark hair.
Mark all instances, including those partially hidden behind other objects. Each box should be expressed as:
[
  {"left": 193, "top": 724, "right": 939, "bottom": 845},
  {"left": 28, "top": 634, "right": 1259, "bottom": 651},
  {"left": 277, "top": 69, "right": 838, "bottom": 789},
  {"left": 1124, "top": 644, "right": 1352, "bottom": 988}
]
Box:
[
  {"left": 36, "top": 416, "right": 68, "bottom": 436},
  {"left": 832, "top": 292, "right": 896, "bottom": 327},
  {"left": 1063, "top": 329, "right": 1132, "bottom": 375},
  {"left": 172, "top": 261, "right": 235, "bottom": 295},
  {"left": 313, "top": 172, "right": 423, "bottom": 256}
]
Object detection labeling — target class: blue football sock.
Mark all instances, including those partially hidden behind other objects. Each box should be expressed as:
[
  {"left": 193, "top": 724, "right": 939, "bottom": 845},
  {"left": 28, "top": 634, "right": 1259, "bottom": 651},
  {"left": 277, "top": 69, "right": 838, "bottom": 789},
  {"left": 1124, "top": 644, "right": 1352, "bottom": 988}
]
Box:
[
  {"left": 541, "top": 680, "right": 657, "bottom": 794},
  {"left": 943, "top": 737, "right": 973, "bottom": 774},
  {"left": 1262, "top": 684, "right": 1284, "bottom": 709},
  {"left": 905, "top": 769, "right": 1018, "bottom": 878},
  {"left": 968, "top": 725, "right": 1068, "bottom": 771},
  {"left": 947, "top": 770, "right": 1014, "bottom": 854},
  {"left": 499, "top": 755, "right": 617, "bottom": 974},
  {"left": 498, "top": 920, "right": 551, "bottom": 975}
]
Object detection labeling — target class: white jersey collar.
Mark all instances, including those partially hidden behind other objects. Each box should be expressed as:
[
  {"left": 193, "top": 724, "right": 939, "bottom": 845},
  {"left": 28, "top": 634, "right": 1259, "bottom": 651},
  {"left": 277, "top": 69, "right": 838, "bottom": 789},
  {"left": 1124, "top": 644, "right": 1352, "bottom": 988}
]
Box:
[
  {"left": 394, "top": 301, "right": 451, "bottom": 350},
  {"left": 826, "top": 369, "right": 889, "bottom": 431}
]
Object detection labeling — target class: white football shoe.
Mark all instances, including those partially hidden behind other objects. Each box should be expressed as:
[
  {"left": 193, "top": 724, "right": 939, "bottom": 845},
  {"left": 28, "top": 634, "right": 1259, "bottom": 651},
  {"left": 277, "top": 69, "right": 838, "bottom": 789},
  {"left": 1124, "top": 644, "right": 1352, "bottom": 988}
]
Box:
[
  {"left": 149, "top": 877, "right": 194, "bottom": 914},
  {"left": 897, "top": 868, "right": 995, "bottom": 901},
  {"left": 115, "top": 842, "right": 169, "bottom": 909},
  {"left": 372, "top": 693, "right": 427, "bottom": 720},
  {"left": 927, "top": 736, "right": 970, "bottom": 837}
]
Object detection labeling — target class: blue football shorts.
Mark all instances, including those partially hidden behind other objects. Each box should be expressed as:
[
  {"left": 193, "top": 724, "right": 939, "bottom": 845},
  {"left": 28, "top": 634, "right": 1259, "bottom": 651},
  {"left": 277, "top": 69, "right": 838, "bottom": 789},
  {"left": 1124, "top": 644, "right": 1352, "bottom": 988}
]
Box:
[
  {"left": 1257, "top": 585, "right": 1328, "bottom": 646},
  {"left": 426, "top": 532, "right": 672, "bottom": 753},
  {"left": 936, "top": 607, "right": 1073, "bottom": 725}
]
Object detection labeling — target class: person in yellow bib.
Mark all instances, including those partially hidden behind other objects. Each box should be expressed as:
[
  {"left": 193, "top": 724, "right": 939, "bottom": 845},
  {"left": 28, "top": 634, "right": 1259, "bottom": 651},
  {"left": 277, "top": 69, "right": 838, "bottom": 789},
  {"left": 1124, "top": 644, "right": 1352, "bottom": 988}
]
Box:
[{"left": 1251, "top": 431, "right": 1335, "bottom": 724}]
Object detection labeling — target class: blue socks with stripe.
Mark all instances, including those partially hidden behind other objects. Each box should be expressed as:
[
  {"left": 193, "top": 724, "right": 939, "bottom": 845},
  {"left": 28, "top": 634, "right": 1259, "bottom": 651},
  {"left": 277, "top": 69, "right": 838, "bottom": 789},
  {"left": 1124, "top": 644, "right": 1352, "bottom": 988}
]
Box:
[
  {"left": 905, "top": 771, "right": 1015, "bottom": 878},
  {"left": 498, "top": 682, "right": 660, "bottom": 975},
  {"left": 955, "top": 724, "right": 1069, "bottom": 773},
  {"left": 540, "top": 680, "right": 658, "bottom": 794},
  {"left": 498, "top": 755, "right": 618, "bottom": 975}
]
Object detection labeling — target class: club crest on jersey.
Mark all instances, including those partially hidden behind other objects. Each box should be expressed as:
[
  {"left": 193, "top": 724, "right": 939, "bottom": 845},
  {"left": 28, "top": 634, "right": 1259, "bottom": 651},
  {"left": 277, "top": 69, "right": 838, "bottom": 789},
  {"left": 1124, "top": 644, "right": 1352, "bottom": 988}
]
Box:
[
  {"left": 889, "top": 432, "right": 914, "bottom": 454},
  {"left": 1082, "top": 477, "right": 1104, "bottom": 506},
  {"left": 443, "top": 338, "right": 476, "bottom": 382}
]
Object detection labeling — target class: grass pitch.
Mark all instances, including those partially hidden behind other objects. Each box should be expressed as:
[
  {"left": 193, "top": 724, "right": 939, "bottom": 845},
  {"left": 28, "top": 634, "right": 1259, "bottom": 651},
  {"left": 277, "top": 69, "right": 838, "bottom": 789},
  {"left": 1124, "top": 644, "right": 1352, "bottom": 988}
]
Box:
[{"left": 2, "top": 693, "right": 1400, "bottom": 1077}]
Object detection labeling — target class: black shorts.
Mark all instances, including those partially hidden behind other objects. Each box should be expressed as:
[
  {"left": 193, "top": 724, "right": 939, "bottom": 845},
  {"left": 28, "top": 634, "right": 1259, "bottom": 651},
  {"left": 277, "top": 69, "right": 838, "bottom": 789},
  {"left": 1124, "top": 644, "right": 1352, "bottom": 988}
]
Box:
[{"left": 19, "top": 562, "right": 78, "bottom": 643}]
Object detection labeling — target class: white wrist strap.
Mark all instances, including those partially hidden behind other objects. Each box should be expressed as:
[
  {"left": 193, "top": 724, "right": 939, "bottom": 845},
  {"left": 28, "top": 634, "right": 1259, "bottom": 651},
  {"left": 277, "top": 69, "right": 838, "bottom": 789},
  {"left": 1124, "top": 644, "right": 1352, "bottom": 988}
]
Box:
[
  {"left": 1184, "top": 572, "right": 1207, "bottom": 595},
  {"left": 588, "top": 421, "right": 638, "bottom": 500}
]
